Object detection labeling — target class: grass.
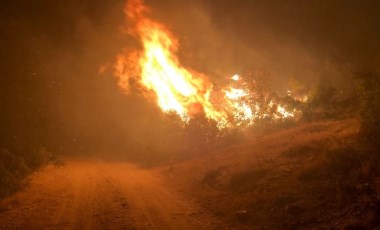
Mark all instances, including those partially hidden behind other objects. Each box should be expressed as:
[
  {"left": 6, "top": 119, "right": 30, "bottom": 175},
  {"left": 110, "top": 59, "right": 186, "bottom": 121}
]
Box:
[
  {"left": 166, "top": 118, "right": 380, "bottom": 229},
  {"left": 229, "top": 169, "right": 268, "bottom": 192}
]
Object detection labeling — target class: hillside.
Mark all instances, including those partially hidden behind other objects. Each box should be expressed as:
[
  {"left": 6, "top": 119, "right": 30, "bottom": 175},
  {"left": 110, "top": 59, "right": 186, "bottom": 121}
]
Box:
[
  {"left": 164, "top": 118, "right": 380, "bottom": 229},
  {"left": 1, "top": 118, "right": 379, "bottom": 229}
]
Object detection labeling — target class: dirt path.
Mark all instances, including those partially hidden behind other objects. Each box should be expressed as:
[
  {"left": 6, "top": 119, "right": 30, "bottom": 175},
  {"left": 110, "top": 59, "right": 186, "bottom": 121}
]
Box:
[{"left": 0, "top": 159, "right": 221, "bottom": 230}]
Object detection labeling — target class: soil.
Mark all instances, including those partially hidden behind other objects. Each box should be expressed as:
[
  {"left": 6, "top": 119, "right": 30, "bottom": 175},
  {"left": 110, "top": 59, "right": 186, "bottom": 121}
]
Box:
[{"left": 0, "top": 159, "right": 223, "bottom": 230}]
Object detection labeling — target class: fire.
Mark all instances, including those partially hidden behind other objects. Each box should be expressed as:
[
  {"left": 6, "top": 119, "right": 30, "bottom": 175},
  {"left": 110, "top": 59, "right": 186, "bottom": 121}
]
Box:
[
  {"left": 224, "top": 86, "right": 253, "bottom": 125},
  {"left": 114, "top": 0, "right": 300, "bottom": 128},
  {"left": 231, "top": 74, "right": 240, "bottom": 81},
  {"left": 225, "top": 88, "right": 248, "bottom": 100},
  {"left": 115, "top": 0, "right": 227, "bottom": 124},
  {"left": 276, "top": 105, "right": 295, "bottom": 118}
]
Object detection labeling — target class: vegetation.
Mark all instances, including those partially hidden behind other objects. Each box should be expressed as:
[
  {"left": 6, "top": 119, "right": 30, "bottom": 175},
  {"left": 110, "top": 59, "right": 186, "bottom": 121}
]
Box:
[
  {"left": 165, "top": 70, "right": 380, "bottom": 229},
  {"left": 168, "top": 118, "right": 380, "bottom": 229},
  {"left": 0, "top": 147, "right": 53, "bottom": 198}
]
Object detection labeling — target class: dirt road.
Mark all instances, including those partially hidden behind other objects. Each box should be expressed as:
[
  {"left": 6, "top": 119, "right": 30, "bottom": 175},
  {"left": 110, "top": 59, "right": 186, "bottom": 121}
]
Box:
[{"left": 0, "top": 159, "right": 220, "bottom": 230}]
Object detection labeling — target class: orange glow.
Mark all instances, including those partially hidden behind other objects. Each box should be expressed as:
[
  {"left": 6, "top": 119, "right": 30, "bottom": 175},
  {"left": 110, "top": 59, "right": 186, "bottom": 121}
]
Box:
[
  {"left": 231, "top": 74, "right": 240, "bottom": 81},
  {"left": 114, "top": 0, "right": 300, "bottom": 128},
  {"left": 115, "top": 0, "right": 227, "bottom": 125}
]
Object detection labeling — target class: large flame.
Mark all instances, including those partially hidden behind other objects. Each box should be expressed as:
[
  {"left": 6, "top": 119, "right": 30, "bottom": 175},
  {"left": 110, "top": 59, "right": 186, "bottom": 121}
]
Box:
[
  {"left": 115, "top": 0, "right": 227, "bottom": 125},
  {"left": 114, "top": 0, "right": 299, "bottom": 128}
]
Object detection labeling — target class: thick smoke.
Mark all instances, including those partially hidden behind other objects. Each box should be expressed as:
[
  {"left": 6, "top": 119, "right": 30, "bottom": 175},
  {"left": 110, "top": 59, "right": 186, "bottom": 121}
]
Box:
[{"left": 1, "top": 0, "right": 379, "bottom": 159}]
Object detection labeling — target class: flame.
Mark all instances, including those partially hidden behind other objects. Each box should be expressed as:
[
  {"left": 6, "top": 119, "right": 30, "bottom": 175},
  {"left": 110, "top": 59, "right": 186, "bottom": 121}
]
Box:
[
  {"left": 225, "top": 87, "right": 248, "bottom": 100},
  {"left": 115, "top": 0, "right": 227, "bottom": 125},
  {"left": 231, "top": 74, "right": 240, "bottom": 81},
  {"left": 114, "top": 0, "right": 300, "bottom": 128},
  {"left": 276, "top": 105, "right": 295, "bottom": 118}
]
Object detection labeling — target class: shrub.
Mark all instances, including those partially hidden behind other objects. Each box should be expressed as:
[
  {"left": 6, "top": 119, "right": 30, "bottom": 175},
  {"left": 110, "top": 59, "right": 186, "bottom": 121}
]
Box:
[
  {"left": 300, "top": 83, "right": 340, "bottom": 121},
  {"left": 0, "top": 147, "right": 53, "bottom": 198}
]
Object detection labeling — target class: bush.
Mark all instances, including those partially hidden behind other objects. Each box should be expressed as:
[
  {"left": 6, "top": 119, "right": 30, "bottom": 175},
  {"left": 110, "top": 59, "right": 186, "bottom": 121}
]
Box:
[
  {"left": 0, "top": 147, "right": 53, "bottom": 198},
  {"left": 300, "top": 84, "right": 340, "bottom": 121}
]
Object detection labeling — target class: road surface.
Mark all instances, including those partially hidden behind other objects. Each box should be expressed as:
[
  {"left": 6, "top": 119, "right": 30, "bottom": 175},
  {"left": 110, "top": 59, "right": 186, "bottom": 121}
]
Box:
[{"left": 0, "top": 159, "right": 221, "bottom": 229}]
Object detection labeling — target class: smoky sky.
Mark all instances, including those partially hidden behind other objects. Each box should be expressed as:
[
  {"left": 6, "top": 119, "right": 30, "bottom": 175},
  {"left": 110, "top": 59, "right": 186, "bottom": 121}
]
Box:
[
  {"left": 147, "top": 0, "right": 380, "bottom": 92},
  {"left": 1, "top": 0, "right": 379, "bottom": 154}
]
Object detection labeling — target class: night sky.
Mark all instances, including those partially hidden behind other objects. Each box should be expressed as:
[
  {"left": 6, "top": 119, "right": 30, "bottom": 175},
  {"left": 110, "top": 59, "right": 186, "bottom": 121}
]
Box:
[{"left": 1, "top": 0, "right": 379, "bottom": 153}]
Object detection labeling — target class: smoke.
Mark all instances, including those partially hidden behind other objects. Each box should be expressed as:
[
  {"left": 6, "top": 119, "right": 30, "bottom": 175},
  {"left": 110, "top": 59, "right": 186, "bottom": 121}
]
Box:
[
  {"left": 2, "top": 0, "right": 379, "bottom": 159},
  {"left": 145, "top": 0, "right": 380, "bottom": 94}
]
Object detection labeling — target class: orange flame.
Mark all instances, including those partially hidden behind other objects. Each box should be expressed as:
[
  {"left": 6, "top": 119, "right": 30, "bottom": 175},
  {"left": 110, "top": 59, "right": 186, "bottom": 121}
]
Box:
[
  {"left": 115, "top": 0, "right": 227, "bottom": 125},
  {"left": 114, "top": 0, "right": 300, "bottom": 128}
]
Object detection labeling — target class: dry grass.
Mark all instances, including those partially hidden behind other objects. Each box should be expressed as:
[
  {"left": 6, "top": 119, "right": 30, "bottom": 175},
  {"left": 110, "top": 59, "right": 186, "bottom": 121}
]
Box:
[{"left": 164, "top": 118, "right": 380, "bottom": 229}]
